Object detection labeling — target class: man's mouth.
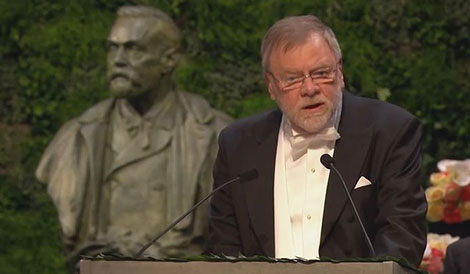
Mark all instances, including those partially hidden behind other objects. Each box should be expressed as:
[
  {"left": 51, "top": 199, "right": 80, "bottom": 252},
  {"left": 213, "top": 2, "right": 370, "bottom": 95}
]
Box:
[{"left": 302, "top": 102, "right": 324, "bottom": 110}]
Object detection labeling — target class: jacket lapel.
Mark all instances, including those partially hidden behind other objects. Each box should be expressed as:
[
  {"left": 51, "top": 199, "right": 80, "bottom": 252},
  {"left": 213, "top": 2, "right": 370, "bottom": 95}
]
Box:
[
  {"left": 78, "top": 99, "right": 114, "bottom": 238},
  {"left": 104, "top": 127, "right": 172, "bottom": 179},
  {"left": 169, "top": 115, "right": 214, "bottom": 226},
  {"left": 242, "top": 109, "right": 282, "bottom": 257},
  {"left": 320, "top": 92, "right": 373, "bottom": 245}
]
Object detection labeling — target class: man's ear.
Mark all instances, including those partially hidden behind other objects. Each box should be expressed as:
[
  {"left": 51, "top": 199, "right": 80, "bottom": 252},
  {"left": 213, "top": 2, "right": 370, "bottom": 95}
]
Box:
[
  {"left": 338, "top": 59, "right": 345, "bottom": 88},
  {"left": 160, "top": 47, "right": 181, "bottom": 74},
  {"left": 264, "top": 72, "right": 277, "bottom": 101}
]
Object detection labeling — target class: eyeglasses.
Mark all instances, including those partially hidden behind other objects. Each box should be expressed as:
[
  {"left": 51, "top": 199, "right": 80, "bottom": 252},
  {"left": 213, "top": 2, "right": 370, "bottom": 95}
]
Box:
[{"left": 268, "top": 61, "right": 340, "bottom": 91}]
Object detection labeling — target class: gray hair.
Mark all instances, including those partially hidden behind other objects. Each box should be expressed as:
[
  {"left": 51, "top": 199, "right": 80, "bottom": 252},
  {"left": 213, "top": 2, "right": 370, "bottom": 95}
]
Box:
[
  {"left": 116, "top": 5, "right": 181, "bottom": 48},
  {"left": 261, "top": 15, "right": 342, "bottom": 72}
]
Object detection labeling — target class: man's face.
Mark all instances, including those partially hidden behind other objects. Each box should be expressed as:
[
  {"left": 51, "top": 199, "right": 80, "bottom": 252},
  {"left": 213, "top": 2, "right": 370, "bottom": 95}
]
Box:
[
  {"left": 265, "top": 34, "right": 344, "bottom": 134},
  {"left": 107, "top": 17, "right": 169, "bottom": 98}
]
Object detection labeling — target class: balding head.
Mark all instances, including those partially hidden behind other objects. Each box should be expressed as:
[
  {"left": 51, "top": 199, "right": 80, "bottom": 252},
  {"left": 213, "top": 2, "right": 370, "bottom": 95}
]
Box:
[
  {"left": 261, "top": 15, "right": 341, "bottom": 72},
  {"left": 115, "top": 6, "right": 181, "bottom": 50}
]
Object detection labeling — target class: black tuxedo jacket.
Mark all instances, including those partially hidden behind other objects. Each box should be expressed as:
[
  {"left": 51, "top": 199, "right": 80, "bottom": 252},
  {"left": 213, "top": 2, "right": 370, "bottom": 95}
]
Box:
[{"left": 206, "top": 91, "right": 427, "bottom": 266}]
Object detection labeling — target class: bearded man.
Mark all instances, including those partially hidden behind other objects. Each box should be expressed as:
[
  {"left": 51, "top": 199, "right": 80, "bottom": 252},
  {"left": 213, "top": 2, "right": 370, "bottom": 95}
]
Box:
[{"left": 206, "top": 15, "right": 426, "bottom": 266}]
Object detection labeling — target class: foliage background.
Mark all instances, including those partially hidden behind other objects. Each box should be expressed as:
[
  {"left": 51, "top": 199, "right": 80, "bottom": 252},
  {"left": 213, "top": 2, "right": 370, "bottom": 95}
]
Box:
[{"left": 0, "top": 0, "right": 468, "bottom": 272}]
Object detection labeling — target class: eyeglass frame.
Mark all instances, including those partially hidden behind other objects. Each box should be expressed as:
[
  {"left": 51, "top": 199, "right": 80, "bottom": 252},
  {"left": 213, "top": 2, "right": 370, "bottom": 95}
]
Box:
[{"left": 266, "top": 60, "right": 342, "bottom": 92}]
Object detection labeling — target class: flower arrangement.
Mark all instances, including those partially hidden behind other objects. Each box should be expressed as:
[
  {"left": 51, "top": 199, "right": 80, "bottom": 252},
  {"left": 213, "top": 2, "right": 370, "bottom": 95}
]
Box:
[
  {"left": 420, "top": 233, "right": 460, "bottom": 274},
  {"left": 426, "top": 159, "right": 470, "bottom": 223}
]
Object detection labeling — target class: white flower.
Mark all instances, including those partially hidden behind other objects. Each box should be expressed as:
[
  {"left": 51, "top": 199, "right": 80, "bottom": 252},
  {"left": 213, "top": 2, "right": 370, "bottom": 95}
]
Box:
[
  {"left": 437, "top": 159, "right": 470, "bottom": 186},
  {"left": 426, "top": 233, "right": 460, "bottom": 255},
  {"left": 427, "top": 233, "right": 460, "bottom": 245}
]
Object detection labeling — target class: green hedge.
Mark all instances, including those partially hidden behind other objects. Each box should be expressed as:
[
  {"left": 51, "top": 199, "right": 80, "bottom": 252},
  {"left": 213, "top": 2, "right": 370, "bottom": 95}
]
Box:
[{"left": 0, "top": 0, "right": 468, "bottom": 272}]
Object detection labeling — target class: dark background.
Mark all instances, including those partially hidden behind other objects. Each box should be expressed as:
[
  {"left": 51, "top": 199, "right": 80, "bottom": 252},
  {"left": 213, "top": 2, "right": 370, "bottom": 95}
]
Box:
[{"left": 0, "top": 0, "right": 469, "bottom": 272}]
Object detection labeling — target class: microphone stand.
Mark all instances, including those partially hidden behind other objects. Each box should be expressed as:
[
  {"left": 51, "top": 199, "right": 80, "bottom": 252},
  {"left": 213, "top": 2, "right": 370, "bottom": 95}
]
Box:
[
  {"left": 321, "top": 154, "right": 376, "bottom": 257},
  {"left": 134, "top": 170, "right": 258, "bottom": 257}
]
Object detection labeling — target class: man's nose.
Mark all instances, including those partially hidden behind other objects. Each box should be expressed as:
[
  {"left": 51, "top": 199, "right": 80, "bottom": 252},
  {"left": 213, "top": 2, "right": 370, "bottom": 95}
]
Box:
[
  {"left": 113, "top": 46, "right": 128, "bottom": 66},
  {"left": 300, "top": 76, "right": 319, "bottom": 97}
]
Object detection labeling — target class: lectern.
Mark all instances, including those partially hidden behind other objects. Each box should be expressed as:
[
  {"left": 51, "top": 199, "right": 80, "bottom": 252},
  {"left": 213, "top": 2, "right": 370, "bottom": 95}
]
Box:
[{"left": 80, "top": 260, "right": 421, "bottom": 274}]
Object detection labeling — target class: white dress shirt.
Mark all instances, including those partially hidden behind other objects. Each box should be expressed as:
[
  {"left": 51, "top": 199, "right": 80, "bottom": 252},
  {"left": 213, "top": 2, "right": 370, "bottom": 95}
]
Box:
[{"left": 274, "top": 98, "right": 342, "bottom": 259}]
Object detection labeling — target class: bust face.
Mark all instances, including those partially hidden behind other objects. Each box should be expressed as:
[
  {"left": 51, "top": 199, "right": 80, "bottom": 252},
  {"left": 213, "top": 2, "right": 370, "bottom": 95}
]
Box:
[{"left": 106, "top": 16, "right": 173, "bottom": 98}]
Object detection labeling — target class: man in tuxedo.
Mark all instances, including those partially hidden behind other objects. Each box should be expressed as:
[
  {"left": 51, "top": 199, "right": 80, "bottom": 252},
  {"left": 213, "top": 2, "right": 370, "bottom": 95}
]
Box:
[{"left": 206, "top": 15, "right": 427, "bottom": 266}]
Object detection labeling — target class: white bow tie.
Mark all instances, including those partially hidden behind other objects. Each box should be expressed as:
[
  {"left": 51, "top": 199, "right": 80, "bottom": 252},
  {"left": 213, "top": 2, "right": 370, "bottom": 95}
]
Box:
[{"left": 288, "top": 127, "right": 340, "bottom": 161}]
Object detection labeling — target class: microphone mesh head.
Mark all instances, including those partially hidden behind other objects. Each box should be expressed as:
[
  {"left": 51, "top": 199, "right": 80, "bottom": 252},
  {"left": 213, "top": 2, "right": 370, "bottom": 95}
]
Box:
[{"left": 320, "top": 154, "right": 335, "bottom": 169}]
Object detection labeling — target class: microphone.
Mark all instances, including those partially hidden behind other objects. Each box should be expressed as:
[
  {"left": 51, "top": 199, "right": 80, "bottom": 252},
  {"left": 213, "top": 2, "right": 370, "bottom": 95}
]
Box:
[
  {"left": 320, "top": 154, "right": 376, "bottom": 257},
  {"left": 134, "top": 169, "right": 259, "bottom": 257}
]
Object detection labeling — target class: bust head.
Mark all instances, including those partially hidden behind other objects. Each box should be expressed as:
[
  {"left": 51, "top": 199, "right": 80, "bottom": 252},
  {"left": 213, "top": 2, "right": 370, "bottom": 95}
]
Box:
[{"left": 106, "top": 6, "right": 181, "bottom": 99}]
